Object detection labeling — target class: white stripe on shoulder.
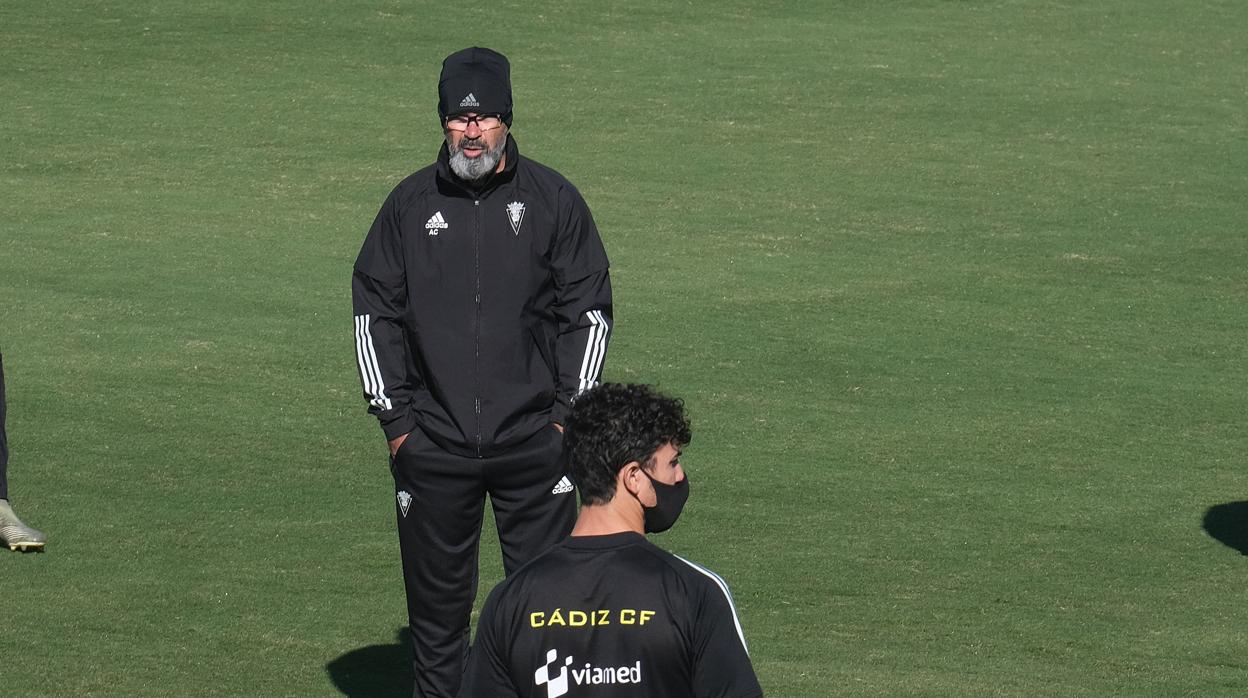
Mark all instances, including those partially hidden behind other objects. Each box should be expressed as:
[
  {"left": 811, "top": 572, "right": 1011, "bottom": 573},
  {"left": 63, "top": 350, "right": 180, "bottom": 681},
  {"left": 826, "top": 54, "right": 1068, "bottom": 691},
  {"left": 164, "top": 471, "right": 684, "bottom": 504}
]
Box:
[{"left": 673, "top": 555, "right": 749, "bottom": 655}]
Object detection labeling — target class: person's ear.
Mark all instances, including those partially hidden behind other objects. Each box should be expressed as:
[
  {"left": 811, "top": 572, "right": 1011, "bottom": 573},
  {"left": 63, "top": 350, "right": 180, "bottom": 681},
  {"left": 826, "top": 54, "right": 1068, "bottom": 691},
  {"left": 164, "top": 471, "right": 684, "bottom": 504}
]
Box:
[{"left": 620, "top": 461, "right": 645, "bottom": 497}]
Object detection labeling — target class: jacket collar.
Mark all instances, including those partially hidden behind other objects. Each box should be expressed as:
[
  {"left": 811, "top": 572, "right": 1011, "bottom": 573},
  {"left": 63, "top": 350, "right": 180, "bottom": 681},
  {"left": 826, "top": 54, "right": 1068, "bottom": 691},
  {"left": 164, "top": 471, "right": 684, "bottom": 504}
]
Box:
[{"left": 435, "top": 133, "right": 519, "bottom": 197}]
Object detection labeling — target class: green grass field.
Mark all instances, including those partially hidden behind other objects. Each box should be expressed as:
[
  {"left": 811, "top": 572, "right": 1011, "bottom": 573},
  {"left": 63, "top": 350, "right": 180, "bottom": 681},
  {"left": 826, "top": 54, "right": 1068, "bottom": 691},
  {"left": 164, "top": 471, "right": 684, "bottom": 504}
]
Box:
[{"left": 2, "top": 1, "right": 1246, "bottom": 695}]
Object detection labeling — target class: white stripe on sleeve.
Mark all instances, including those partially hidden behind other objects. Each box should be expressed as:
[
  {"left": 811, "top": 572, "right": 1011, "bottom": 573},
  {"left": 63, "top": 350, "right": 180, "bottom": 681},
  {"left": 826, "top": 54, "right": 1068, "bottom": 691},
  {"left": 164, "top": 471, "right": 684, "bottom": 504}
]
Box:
[
  {"left": 576, "top": 310, "right": 610, "bottom": 394},
  {"left": 354, "top": 314, "right": 392, "bottom": 411},
  {"left": 674, "top": 555, "right": 750, "bottom": 654}
]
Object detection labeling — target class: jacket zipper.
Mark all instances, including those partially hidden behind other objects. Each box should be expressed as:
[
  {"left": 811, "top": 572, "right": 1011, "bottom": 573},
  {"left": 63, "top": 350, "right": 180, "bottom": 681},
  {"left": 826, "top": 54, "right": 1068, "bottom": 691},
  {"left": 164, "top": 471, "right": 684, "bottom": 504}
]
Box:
[{"left": 473, "top": 198, "right": 482, "bottom": 457}]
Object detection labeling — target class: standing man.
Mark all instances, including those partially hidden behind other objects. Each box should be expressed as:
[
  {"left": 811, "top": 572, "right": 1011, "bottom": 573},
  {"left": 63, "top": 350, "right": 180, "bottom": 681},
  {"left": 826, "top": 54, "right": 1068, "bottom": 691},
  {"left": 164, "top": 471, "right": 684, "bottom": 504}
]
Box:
[
  {"left": 0, "top": 352, "right": 47, "bottom": 552},
  {"left": 459, "top": 383, "right": 763, "bottom": 697},
  {"left": 352, "top": 47, "right": 613, "bottom": 698}
]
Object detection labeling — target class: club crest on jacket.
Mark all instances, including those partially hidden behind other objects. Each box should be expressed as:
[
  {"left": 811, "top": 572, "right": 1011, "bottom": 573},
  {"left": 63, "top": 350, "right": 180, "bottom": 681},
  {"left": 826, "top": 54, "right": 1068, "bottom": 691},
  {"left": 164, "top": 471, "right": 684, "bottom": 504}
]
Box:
[{"left": 506, "top": 201, "right": 526, "bottom": 236}]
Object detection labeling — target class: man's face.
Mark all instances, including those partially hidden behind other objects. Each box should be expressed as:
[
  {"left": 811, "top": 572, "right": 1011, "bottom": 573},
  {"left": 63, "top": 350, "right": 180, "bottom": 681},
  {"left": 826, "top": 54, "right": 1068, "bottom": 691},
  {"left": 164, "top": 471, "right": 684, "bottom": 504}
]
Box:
[
  {"left": 645, "top": 443, "right": 686, "bottom": 486},
  {"left": 444, "top": 112, "right": 508, "bottom": 181}
]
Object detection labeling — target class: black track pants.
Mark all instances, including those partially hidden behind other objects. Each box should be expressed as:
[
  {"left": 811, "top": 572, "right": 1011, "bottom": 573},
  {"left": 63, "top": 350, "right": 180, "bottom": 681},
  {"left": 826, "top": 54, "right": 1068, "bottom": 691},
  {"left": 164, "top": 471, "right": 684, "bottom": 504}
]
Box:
[{"left": 390, "top": 424, "right": 575, "bottom": 698}]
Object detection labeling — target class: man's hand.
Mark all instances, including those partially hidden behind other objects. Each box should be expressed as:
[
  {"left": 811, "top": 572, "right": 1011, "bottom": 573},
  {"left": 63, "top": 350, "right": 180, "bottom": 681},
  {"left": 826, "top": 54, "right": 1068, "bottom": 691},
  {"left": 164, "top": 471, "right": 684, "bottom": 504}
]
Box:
[
  {"left": 389, "top": 433, "right": 408, "bottom": 456},
  {"left": 552, "top": 423, "right": 564, "bottom": 434}
]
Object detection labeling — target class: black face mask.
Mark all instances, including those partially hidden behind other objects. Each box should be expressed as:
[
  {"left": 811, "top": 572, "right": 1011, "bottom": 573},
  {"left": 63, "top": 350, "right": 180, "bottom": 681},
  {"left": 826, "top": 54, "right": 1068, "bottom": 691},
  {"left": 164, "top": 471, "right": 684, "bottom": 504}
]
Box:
[{"left": 642, "top": 471, "right": 690, "bottom": 533}]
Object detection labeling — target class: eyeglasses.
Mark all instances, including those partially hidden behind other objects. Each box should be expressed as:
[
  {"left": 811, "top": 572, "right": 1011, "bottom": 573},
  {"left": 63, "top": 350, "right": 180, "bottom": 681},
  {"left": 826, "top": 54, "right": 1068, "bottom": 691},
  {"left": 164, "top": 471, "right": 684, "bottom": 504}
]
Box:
[{"left": 444, "top": 114, "right": 504, "bottom": 132}]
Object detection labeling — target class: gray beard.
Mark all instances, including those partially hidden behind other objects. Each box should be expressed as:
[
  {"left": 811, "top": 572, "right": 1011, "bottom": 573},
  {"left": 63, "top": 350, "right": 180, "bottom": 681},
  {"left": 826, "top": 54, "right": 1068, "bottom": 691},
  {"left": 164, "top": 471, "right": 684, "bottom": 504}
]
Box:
[{"left": 447, "top": 136, "right": 506, "bottom": 182}]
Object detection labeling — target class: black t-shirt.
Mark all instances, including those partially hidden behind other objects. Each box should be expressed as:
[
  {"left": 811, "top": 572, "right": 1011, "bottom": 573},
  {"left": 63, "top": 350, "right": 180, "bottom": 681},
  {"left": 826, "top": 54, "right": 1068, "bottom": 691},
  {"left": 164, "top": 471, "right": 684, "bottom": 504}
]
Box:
[{"left": 460, "top": 532, "right": 763, "bottom": 697}]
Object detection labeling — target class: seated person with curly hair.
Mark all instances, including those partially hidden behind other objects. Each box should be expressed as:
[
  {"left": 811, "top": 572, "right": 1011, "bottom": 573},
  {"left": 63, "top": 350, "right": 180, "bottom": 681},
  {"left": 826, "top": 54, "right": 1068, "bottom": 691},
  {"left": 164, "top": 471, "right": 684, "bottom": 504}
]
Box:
[{"left": 459, "top": 383, "right": 763, "bottom": 697}]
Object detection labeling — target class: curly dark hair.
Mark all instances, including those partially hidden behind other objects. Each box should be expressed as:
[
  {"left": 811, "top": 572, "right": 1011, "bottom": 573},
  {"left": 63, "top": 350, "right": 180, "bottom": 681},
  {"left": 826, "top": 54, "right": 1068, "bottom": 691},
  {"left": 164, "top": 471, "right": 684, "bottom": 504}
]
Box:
[{"left": 563, "top": 383, "right": 692, "bottom": 506}]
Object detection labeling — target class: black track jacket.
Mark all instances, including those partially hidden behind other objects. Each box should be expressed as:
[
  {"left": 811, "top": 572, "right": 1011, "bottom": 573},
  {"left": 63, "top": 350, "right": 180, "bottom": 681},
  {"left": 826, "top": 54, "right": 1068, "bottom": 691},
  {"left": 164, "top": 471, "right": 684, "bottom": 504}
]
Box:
[{"left": 352, "top": 135, "right": 612, "bottom": 457}]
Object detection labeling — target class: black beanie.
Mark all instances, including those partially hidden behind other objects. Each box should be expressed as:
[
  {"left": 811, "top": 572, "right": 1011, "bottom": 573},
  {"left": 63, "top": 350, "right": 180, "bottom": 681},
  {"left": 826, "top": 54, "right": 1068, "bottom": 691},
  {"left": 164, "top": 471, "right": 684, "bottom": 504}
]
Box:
[{"left": 438, "top": 47, "right": 513, "bottom": 126}]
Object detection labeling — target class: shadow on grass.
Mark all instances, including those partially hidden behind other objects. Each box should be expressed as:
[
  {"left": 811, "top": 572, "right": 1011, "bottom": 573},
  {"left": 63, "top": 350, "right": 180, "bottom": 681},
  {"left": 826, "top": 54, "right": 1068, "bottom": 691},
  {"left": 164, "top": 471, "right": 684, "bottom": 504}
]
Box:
[
  {"left": 1203, "top": 501, "right": 1248, "bottom": 556},
  {"left": 326, "top": 627, "right": 412, "bottom": 697}
]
